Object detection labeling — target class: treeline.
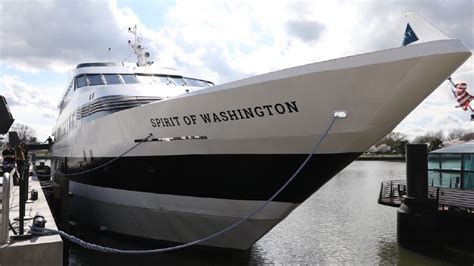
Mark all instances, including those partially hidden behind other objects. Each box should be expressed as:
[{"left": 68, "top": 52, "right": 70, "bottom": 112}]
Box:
[
  {"left": 1, "top": 123, "right": 38, "bottom": 145},
  {"left": 370, "top": 129, "right": 474, "bottom": 156}
]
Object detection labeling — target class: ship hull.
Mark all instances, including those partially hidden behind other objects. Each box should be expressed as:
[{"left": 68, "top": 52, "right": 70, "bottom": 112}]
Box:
[
  {"left": 52, "top": 39, "right": 471, "bottom": 249},
  {"left": 70, "top": 183, "right": 297, "bottom": 250}
]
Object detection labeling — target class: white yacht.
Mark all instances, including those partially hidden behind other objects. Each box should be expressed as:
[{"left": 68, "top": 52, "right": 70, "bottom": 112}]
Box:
[{"left": 51, "top": 15, "right": 471, "bottom": 249}]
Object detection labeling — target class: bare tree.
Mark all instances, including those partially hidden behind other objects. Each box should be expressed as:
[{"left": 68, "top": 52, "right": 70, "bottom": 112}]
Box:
[
  {"left": 447, "top": 129, "right": 465, "bottom": 140},
  {"left": 10, "top": 123, "right": 37, "bottom": 143},
  {"left": 462, "top": 132, "right": 474, "bottom": 141},
  {"left": 413, "top": 130, "right": 444, "bottom": 151},
  {"left": 374, "top": 132, "right": 409, "bottom": 155},
  {"left": 375, "top": 132, "right": 407, "bottom": 146}
]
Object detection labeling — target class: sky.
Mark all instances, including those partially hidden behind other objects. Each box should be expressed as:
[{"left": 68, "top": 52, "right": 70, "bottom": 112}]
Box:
[{"left": 0, "top": 0, "right": 473, "bottom": 142}]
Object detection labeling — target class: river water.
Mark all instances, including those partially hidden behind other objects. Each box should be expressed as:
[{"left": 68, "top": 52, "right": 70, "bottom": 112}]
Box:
[{"left": 67, "top": 161, "right": 464, "bottom": 265}]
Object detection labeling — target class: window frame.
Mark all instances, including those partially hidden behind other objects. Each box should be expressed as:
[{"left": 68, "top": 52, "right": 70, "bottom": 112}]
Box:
[
  {"left": 86, "top": 74, "right": 106, "bottom": 86},
  {"left": 75, "top": 75, "right": 88, "bottom": 89},
  {"left": 120, "top": 74, "right": 140, "bottom": 84},
  {"left": 428, "top": 153, "right": 474, "bottom": 190},
  {"left": 103, "top": 74, "right": 123, "bottom": 85}
]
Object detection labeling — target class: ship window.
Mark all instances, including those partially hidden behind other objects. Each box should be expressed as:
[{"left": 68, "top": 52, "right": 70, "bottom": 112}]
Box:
[
  {"left": 68, "top": 80, "right": 73, "bottom": 92},
  {"left": 76, "top": 75, "right": 87, "bottom": 88},
  {"left": 86, "top": 74, "right": 104, "bottom": 86},
  {"left": 170, "top": 77, "right": 186, "bottom": 86},
  {"left": 159, "top": 76, "right": 172, "bottom": 85},
  {"left": 184, "top": 78, "right": 201, "bottom": 87},
  {"left": 197, "top": 80, "right": 213, "bottom": 87},
  {"left": 121, "top": 74, "right": 139, "bottom": 84},
  {"left": 103, "top": 74, "right": 122, "bottom": 85}
]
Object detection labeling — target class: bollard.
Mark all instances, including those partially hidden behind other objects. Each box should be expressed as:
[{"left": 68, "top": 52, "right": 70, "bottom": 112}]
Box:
[
  {"left": 397, "top": 144, "right": 439, "bottom": 250},
  {"left": 30, "top": 189, "right": 38, "bottom": 201}
]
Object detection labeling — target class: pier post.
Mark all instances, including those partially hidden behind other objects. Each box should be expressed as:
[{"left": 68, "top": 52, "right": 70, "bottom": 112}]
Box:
[
  {"left": 18, "top": 171, "right": 26, "bottom": 235},
  {"left": 397, "top": 144, "right": 438, "bottom": 250},
  {"left": 406, "top": 144, "right": 428, "bottom": 198}
]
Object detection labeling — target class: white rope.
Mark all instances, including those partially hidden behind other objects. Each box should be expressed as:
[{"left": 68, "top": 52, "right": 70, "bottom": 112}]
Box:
[{"left": 31, "top": 115, "right": 339, "bottom": 254}]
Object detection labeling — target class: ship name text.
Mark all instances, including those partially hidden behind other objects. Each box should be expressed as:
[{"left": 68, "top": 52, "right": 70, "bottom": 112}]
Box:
[{"left": 149, "top": 101, "right": 299, "bottom": 128}]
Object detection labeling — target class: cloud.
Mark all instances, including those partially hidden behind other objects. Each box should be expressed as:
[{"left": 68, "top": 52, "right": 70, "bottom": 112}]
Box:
[
  {"left": 10, "top": 119, "right": 53, "bottom": 142},
  {"left": 286, "top": 20, "right": 325, "bottom": 43},
  {"left": 0, "top": 0, "right": 133, "bottom": 72},
  {"left": 0, "top": 75, "right": 56, "bottom": 118},
  {"left": 354, "top": 0, "right": 473, "bottom": 51},
  {"left": 0, "top": 0, "right": 472, "bottom": 141},
  {"left": 2, "top": 0, "right": 470, "bottom": 81},
  {"left": 394, "top": 87, "right": 474, "bottom": 140}
]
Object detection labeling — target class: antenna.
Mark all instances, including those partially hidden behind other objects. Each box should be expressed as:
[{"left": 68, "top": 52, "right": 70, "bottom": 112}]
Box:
[{"left": 128, "top": 25, "right": 153, "bottom": 67}]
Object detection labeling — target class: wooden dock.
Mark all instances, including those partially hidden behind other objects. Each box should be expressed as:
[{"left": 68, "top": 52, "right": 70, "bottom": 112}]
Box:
[
  {"left": 0, "top": 175, "right": 63, "bottom": 266},
  {"left": 378, "top": 179, "right": 474, "bottom": 212}
]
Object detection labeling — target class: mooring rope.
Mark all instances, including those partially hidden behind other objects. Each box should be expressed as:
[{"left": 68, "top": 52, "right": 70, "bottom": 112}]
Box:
[{"left": 31, "top": 114, "right": 340, "bottom": 254}]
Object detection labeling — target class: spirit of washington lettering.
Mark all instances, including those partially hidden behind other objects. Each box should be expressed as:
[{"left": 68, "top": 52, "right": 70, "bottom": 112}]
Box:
[{"left": 149, "top": 101, "right": 299, "bottom": 128}]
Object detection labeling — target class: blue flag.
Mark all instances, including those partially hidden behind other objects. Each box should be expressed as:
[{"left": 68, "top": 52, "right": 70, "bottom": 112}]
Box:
[{"left": 402, "top": 23, "right": 418, "bottom": 46}]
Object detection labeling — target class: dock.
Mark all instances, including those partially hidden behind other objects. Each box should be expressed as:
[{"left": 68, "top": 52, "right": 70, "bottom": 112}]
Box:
[
  {"left": 378, "top": 179, "right": 474, "bottom": 212},
  {"left": 0, "top": 173, "right": 63, "bottom": 266},
  {"left": 377, "top": 144, "right": 474, "bottom": 259}
]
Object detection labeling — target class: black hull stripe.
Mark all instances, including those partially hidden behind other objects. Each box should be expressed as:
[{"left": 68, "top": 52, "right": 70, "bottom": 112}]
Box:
[{"left": 56, "top": 153, "right": 360, "bottom": 203}]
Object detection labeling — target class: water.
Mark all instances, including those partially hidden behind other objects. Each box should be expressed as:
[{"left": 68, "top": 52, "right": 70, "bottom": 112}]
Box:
[{"left": 67, "top": 161, "right": 463, "bottom": 265}]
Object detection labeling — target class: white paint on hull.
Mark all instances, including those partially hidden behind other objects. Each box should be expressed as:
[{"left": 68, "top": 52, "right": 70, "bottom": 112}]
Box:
[
  {"left": 70, "top": 181, "right": 297, "bottom": 249},
  {"left": 53, "top": 39, "right": 471, "bottom": 159}
]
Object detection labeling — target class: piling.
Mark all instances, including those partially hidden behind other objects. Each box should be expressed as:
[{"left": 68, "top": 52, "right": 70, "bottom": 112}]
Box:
[{"left": 397, "top": 144, "right": 439, "bottom": 249}]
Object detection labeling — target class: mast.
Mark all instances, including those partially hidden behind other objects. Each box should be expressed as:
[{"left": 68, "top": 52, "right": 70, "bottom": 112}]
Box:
[{"left": 128, "top": 25, "right": 154, "bottom": 67}]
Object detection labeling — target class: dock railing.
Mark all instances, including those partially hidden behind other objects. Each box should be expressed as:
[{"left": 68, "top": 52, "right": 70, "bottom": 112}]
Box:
[
  {"left": 378, "top": 180, "right": 408, "bottom": 207},
  {"left": 378, "top": 179, "right": 474, "bottom": 212},
  {"left": 0, "top": 170, "right": 13, "bottom": 244},
  {"left": 378, "top": 179, "right": 439, "bottom": 207},
  {"left": 437, "top": 188, "right": 474, "bottom": 211}
]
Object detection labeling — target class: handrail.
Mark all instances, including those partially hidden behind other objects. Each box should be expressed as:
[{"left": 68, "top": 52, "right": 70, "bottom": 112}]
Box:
[
  {"left": 379, "top": 179, "right": 474, "bottom": 211},
  {"left": 1, "top": 172, "right": 12, "bottom": 244},
  {"left": 379, "top": 179, "right": 406, "bottom": 200}
]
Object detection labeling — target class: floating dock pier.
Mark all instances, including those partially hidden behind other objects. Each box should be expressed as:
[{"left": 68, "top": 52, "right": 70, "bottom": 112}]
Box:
[
  {"left": 378, "top": 143, "right": 474, "bottom": 256},
  {"left": 379, "top": 180, "right": 474, "bottom": 211},
  {"left": 0, "top": 173, "right": 63, "bottom": 266}
]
